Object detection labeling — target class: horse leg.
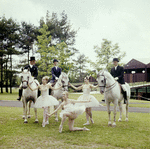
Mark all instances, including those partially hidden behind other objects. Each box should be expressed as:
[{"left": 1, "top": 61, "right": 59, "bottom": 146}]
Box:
[
  {"left": 54, "top": 105, "right": 59, "bottom": 122},
  {"left": 112, "top": 101, "right": 117, "bottom": 127},
  {"left": 24, "top": 102, "right": 28, "bottom": 123},
  {"left": 106, "top": 102, "right": 111, "bottom": 126},
  {"left": 22, "top": 100, "right": 25, "bottom": 119},
  {"left": 118, "top": 101, "right": 122, "bottom": 122},
  {"left": 125, "top": 98, "right": 129, "bottom": 122},
  {"left": 34, "top": 107, "right": 38, "bottom": 123},
  {"left": 28, "top": 101, "right": 31, "bottom": 118}
]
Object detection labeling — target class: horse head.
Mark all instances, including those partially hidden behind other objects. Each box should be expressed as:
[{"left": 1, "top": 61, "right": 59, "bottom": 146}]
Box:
[
  {"left": 97, "top": 70, "right": 107, "bottom": 94},
  {"left": 59, "top": 72, "right": 69, "bottom": 91},
  {"left": 20, "top": 68, "right": 32, "bottom": 89}
]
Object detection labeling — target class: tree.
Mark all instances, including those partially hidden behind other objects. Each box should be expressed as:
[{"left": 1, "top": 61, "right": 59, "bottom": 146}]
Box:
[
  {"left": 0, "top": 16, "right": 21, "bottom": 93},
  {"left": 72, "top": 54, "right": 88, "bottom": 82},
  {"left": 36, "top": 24, "right": 76, "bottom": 82},
  {"left": 39, "top": 11, "right": 78, "bottom": 52},
  {"left": 36, "top": 24, "right": 56, "bottom": 81},
  {"left": 90, "top": 39, "right": 126, "bottom": 72}
]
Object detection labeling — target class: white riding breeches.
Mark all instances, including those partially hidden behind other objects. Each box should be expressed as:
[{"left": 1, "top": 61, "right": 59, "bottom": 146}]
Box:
[{"left": 121, "top": 84, "right": 127, "bottom": 92}]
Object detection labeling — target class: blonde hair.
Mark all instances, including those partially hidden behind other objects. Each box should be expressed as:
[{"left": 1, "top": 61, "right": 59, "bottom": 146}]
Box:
[
  {"left": 62, "top": 91, "right": 69, "bottom": 97},
  {"left": 42, "top": 76, "right": 50, "bottom": 82}
]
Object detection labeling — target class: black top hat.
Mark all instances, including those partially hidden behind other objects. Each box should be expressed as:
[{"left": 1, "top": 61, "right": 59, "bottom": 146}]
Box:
[
  {"left": 113, "top": 58, "right": 119, "bottom": 62},
  {"left": 53, "top": 59, "right": 58, "bottom": 63},
  {"left": 29, "top": 56, "right": 35, "bottom": 61}
]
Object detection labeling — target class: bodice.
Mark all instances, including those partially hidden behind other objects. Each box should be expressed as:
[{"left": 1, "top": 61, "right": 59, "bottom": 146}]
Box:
[
  {"left": 40, "top": 85, "right": 49, "bottom": 96},
  {"left": 82, "top": 85, "right": 91, "bottom": 95}
]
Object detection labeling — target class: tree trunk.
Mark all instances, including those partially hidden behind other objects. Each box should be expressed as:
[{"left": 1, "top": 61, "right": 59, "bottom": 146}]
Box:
[
  {"left": 1, "top": 57, "right": 3, "bottom": 93},
  {"left": 5, "top": 56, "right": 8, "bottom": 93},
  {"left": 10, "top": 55, "right": 12, "bottom": 93}
]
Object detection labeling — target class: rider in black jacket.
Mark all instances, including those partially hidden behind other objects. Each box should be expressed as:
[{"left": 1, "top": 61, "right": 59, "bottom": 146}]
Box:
[{"left": 17, "top": 56, "right": 38, "bottom": 101}]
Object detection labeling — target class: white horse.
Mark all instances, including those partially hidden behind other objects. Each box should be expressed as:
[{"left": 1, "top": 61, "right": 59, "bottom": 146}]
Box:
[
  {"left": 97, "top": 70, "right": 130, "bottom": 127},
  {"left": 51, "top": 72, "right": 69, "bottom": 121},
  {"left": 20, "top": 69, "right": 39, "bottom": 123}
]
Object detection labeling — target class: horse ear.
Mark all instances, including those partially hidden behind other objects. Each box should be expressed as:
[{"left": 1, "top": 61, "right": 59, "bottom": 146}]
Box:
[{"left": 21, "top": 68, "right": 24, "bottom": 72}]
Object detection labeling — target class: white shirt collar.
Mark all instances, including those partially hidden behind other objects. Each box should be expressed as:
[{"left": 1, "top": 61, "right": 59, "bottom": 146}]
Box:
[
  {"left": 30, "top": 64, "right": 33, "bottom": 68},
  {"left": 115, "top": 65, "right": 118, "bottom": 70}
]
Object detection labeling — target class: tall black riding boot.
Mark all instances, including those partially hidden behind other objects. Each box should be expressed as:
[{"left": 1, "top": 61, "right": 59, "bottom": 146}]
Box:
[
  {"left": 49, "top": 89, "right": 52, "bottom": 95},
  {"left": 17, "top": 89, "right": 22, "bottom": 101},
  {"left": 123, "top": 91, "right": 127, "bottom": 104},
  {"left": 38, "top": 89, "right": 41, "bottom": 97}
]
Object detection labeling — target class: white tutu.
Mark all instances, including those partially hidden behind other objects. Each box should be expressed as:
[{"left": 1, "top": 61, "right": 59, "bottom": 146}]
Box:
[
  {"left": 34, "top": 95, "right": 59, "bottom": 108},
  {"left": 76, "top": 94, "right": 100, "bottom": 107},
  {"left": 60, "top": 104, "right": 86, "bottom": 119}
]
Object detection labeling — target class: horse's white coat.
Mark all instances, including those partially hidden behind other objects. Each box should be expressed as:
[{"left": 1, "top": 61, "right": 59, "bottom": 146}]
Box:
[
  {"left": 97, "top": 70, "right": 130, "bottom": 126},
  {"left": 21, "top": 69, "right": 39, "bottom": 123},
  {"left": 51, "top": 72, "right": 69, "bottom": 121}
]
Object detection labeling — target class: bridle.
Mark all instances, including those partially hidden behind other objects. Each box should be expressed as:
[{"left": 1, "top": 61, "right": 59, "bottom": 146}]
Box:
[
  {"left": 97, "top": 72, "right": 117, "bottom": 92},
  {"left": 21, "top": 74, "right": 34, "bottom": 87}
]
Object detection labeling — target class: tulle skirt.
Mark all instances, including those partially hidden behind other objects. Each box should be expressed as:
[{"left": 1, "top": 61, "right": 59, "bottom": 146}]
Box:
[
  {"left": 34, "top": 95, "right": 59, "bottom": 108},
  {"left": 76, "top": 94, "right": 100, "bottom": 107},
  {"left": 60, "top": 105, "right": 86, "bottom": 119}
]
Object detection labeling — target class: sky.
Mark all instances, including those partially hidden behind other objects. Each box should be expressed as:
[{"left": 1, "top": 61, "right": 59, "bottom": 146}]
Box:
[{"left": 0, "top": 0, "right": 150, "bottom": 65}]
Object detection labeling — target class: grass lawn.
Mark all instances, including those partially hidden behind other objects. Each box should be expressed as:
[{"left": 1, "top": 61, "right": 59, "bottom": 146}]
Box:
[{"left": 0, "top": 106, "right": 150, "bottom": 149}]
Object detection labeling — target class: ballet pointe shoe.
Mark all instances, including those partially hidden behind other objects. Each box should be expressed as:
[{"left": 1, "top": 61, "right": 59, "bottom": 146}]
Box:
[
  {"left": 83, "top": 127, "right": 90, "bottom": 131},
  {"left": 83, "top": 121, "right": 90, "bottom": 125}
]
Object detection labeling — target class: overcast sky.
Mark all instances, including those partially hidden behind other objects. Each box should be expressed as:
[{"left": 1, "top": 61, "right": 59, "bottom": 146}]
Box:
[{"left": 0, "top": 0, "right": 150, "bottom": 65}]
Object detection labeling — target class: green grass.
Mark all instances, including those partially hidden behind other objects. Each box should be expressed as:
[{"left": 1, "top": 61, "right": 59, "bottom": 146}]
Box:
[{"left": 0, "top": 106, "right": 150, "bottom": 149}]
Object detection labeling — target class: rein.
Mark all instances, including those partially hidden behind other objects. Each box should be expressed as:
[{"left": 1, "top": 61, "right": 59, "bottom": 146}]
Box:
[{"left": 98, "top": 72, "right": 117, "bottom": 92}]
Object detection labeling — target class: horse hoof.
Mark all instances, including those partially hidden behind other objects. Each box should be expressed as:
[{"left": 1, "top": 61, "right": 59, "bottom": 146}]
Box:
[
  {"left": 22, "top": 116, "right": 25, "bottom": 119},
  {"left": 28, "top": 116, "right": 31, "bottom": 118},
  {"left": 118, "top": 118, "right": 122, "bottom": 122},
  {"left": 55, "top": 118, "right": 58, "bottom": 122},
  {"left": 24, "top": 121, "right": 28, "bottom": 124},
  {"left": 112, "top": 122, "right": 116, "bottom": 127},
  {"left": 125, "top": 118, "right": 128, "bottom": 122},
  {"left": 108, "top": 122, "right": 112, "bottom": 126},
  {"left": 34, "top": 121, "right": 39, "bottom": 123}
]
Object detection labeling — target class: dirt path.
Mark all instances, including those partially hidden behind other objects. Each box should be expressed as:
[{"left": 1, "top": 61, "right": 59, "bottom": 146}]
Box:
[{"left": 0, "top": 100, "right": 149, "bottom": 113}]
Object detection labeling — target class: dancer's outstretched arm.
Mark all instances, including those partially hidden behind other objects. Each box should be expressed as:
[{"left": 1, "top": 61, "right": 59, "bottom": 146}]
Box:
[
  {"left": 70, "top": 99, "right": 91, "bottom": 104},
  {"left": 48, "top": 84, "right": 62, "bottom": 90},
  {"left": 90, "top": 84, "right": 98, "bottom": 89},
  {"left": 29, "top": 84, "right": 40, "bottom": 91},
  {"left": 69, "top": 82, "right": 83, "bottom": 90},
  {"left": 47, "top": 102, "right": 64, "bottom": 117}
]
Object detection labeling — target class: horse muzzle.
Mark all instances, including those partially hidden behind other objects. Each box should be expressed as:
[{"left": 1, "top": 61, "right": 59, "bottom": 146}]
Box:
[{"left": 22, "top": 86, "right": 27, "bottom": 89}]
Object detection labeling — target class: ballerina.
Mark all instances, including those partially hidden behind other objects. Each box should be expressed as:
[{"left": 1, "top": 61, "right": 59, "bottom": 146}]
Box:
[
  {"left": 69, "top": 76, "right": 103, "bottom": 125},
  {"left": 47, "top": 91, "right": 91, "bottom": 133},
  {"left": 29, "top": 76, "right": 62, "bottom": 127}
]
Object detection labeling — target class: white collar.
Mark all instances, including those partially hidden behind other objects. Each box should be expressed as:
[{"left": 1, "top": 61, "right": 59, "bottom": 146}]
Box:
[{"left": 30, "top": 64, "right": 33, "bottom": 68}]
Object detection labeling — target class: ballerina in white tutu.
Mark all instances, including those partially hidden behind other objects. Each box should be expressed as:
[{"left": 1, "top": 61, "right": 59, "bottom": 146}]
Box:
[
  {"left": 69, "top": 76, "right": 103, "bottom": 125},
  {"left": 47, "top": 91, "right": 91, "bottom": 133},
  {"left": 29, "top": 76, "right": 62, "bottom": 127}
]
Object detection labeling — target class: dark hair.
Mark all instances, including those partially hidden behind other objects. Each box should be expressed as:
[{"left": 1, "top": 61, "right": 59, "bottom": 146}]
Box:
[{"left": 84, "top": 76, "right": 90, "bottom": 80}]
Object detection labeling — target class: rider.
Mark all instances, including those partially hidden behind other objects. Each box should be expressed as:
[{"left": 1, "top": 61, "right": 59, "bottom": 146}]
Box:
[
  {"left": 49, "top": 59, "right": 61, "bottom": 94},
  {"left": 50, "top": 59, "right": 61, "bottom": 84},
  {"left": 110, "top": 58, "right": 127, "bottom": 104},
  {"left": 17, "top": 56, "right": 38, "bottom": 101}
]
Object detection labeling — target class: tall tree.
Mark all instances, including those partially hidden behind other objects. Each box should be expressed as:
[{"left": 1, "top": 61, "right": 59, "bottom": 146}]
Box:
[
  {"left": 0, "top": 16, "right": 21, "bottom": 93},
  {"left": 72, "top": 54, "right": 88, "bottom": 82},
  {"left": 90, "top": 39, "right": 126, "bottom": 72}
]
